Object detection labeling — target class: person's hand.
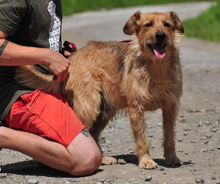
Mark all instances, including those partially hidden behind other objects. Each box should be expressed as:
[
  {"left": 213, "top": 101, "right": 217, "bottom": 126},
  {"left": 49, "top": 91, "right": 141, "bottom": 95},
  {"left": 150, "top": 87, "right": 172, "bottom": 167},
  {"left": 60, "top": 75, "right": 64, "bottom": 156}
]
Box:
[{"left": 44, "top": 49, "right": 70, "bottom": 82}]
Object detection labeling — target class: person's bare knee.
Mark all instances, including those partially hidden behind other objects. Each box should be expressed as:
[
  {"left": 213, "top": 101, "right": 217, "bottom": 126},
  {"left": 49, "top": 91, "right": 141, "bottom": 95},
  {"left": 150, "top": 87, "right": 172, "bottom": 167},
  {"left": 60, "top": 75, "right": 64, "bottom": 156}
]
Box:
[
  {"left": 76, "top": 147, "right": 102, "bottom": 175},
  {"left": 66, "top": 130, "right": 102, "bottom": 176}
]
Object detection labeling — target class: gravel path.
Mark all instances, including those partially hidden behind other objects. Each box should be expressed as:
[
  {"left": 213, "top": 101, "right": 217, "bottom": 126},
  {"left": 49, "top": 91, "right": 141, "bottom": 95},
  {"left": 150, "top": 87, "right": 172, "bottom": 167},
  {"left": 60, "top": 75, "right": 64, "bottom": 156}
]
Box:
[{"left": 1, "top": 2, "right": 220, "bottom": 184}]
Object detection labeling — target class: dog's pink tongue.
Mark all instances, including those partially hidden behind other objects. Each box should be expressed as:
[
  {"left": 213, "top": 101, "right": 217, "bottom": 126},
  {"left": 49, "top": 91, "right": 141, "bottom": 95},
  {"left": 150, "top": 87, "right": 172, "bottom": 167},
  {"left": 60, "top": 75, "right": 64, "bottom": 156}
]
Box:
[{"left": 153, "top": 45, "right": 166, "bottom": 59}]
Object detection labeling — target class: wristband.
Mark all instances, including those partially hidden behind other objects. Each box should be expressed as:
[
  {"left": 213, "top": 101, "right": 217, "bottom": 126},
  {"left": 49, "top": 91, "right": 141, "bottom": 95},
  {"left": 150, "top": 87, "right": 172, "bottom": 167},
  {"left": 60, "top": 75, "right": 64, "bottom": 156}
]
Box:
[{"left": 0, "top": 40, "right": 9, "bottom": 58}]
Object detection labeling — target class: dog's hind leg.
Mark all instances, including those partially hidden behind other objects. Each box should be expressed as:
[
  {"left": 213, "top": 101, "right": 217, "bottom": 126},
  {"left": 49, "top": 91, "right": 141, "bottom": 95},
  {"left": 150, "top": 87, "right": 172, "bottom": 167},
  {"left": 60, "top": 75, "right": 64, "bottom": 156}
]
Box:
[
  {"left": 90, "top": 113, "right": 117, "bottom": 165},
  {"left": 127, "top": 107, "right": 158, "bottom": 169},
  {"left": 162, "top": 103, "right": 182, "bottom": 166},
  {"left": 65, "top": 75, "right": 102, "bottom": 130},
  {"left": 90, "top": 114, "right": 111, "bottom": 143}
]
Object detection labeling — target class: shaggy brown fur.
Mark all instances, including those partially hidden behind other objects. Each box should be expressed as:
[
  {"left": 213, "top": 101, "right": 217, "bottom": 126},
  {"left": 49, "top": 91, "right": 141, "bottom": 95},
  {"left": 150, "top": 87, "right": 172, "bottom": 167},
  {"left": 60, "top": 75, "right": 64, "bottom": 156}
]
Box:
[{"left": 16, "top": 11, "right": 184, "bottom": 169}]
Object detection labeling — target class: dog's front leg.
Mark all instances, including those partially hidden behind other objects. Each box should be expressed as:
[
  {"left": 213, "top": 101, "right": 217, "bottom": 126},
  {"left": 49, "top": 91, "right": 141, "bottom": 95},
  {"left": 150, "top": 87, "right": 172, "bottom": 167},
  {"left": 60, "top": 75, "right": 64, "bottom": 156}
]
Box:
[
  {"left": 162, "top": 103, "right": 182, "bottom": 166},
  {"left": 127, "top": 107, "right": 158, "bottom": 169}
]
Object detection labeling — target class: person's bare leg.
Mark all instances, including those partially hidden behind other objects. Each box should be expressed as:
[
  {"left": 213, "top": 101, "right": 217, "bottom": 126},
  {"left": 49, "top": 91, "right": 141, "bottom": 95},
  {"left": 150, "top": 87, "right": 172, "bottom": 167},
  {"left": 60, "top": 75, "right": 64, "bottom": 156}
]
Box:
[{"left": 0, "top": 126, "right": 102, "bottom": 176}]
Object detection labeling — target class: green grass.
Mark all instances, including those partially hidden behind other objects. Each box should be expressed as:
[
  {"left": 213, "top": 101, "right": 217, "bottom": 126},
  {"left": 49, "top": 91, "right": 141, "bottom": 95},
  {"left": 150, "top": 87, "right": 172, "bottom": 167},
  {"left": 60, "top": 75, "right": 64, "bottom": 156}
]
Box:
[
  {"left": 61, "top": 0, "right": 211, "bottom": 15},
  {"left": 183, "top": 2, "right": 220, "bottom": 42}
]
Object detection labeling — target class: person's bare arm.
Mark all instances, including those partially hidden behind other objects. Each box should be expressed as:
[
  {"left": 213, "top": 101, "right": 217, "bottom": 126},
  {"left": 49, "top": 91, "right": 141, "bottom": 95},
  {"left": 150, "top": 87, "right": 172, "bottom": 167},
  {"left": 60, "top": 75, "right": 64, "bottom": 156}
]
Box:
[{"left": 0, "top": 31, "right": 69, "bottom": 82}]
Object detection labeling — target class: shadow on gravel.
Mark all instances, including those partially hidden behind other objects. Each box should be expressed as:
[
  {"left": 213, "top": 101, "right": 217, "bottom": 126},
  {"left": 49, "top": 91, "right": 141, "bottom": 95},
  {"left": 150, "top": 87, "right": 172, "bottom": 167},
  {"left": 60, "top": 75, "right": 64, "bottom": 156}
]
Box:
[
  {"left": 1, "top": 160, "right": 103, "bottom": 177},
  {"left": 113, "top": 155, "right": 194, "bottom": 168},
  {"left": 154, "top": 159, "right": 195, "bottom": 168},
  {"left": 114, "top": 154, "right": 138, "bottom": 165}
]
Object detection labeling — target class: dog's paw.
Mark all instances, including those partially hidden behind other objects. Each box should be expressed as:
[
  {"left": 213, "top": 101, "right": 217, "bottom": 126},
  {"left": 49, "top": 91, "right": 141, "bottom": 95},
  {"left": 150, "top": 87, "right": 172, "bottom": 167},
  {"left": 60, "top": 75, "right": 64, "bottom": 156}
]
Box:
[
  {"left": 165, "top": 156, "right": 182, "bottom": 166},
  {"left": 102, "top": 156, "right": 117, "bottom": 165},
  {"left": 139, "top": 155, "right": 158, "bottom": 169}
]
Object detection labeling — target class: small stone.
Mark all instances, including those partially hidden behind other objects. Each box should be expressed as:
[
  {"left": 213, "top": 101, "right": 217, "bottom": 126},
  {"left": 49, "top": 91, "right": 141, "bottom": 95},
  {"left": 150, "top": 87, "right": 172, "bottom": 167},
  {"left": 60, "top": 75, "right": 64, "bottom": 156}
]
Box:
[
  {"left": 211, "top": 175, "right": 216, "bottom": 180},
  {"left": 100, "top": 179, "right": 106, "bottom": 183},
  {"left": 28, "top": 179, "right": 39, "bottom": 184},
  {"left": 217, "top": 146, "right": 220, "bottom": 150},
  {"left": 0, "top": 173, "right": 7, "bottom": 178},
  {"left": 216, "top": 181, "right": 220, "bottom": 184},
  {"left": 205, "top": 121, "right": 212, "bottom": 126},
  {"left": 94, "top": 182, "right": 102, "bottom": 184},
  {"left": 213, "top": 128, "right": 219, "bottom": 132},
  {"left": 129, "top": 150, "right": 134, "bottom": 154},
  {"left": 205, "top": 132, "right": 212, "bottom": 138},
  {"left": 197, "top": 122, "right": 203, "bottom": 127},
  {"left": 184, "top": 127, "right": 191, "bottom": 131},
  {"left": 145, "top": 175, "right": 152, "bottom": 181},
  {"left": 106, "top": 140, "right": 112, "bottom": 145},
  {"left": 179, "top": 117, "right": 187, "bottom": 123},
  {"left": 200, "top": 148, "right": 207, "bottom": 153},
  {"left": 129, "top": 178, "right": 136, "bottom": 182},
  {"left": 118, "top": 159, "right": 126, "bottom": 165},
  {"left": 201, "top": 137, "right": 208, "bottom": 141},
  {"left": 183, "top": 132, "right": 188, "bottom": 136},
  {"left": 196, "top": 177, "right": 204, "bottom": 183},
  {"left": 158, "top": 122, "right": 162, "bottom": 126}
]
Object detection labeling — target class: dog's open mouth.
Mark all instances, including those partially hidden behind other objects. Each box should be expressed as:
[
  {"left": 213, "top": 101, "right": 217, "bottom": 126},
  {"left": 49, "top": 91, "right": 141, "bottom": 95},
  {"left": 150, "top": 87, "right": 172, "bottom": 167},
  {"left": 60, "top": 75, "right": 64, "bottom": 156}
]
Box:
[{"left": 149, "top": 44, "right": 166, "bottom": 59}]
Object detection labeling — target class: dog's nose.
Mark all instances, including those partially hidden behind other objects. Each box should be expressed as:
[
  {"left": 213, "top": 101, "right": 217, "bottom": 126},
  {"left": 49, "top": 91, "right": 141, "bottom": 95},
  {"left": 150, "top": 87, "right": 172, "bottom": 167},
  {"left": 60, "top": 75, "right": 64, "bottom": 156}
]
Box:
[{"left": 155, "top": 31, "right": 166, "bottom": 40}]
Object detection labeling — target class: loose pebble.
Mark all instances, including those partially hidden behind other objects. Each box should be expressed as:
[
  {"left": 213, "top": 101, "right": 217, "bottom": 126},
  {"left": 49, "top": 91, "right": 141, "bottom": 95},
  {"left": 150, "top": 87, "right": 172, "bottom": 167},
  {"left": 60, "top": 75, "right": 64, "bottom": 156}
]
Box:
[
  {"left": 200, "top": 148, "right": 207, "bottom": 153},
  {"left": 196, "top": 177, "right": 204, "bottom": 183},
  {"left": 211, "top": 175, "right": 216, "bottom": 180},
  {"left": 197, "top": 122, "right": 203, "bottom": 127},
  {"left": 205, "top": 132, "right": 212, "bottom": 138},
  {"left": 118, "top": 159, "right": 126, "bottom": 164},
  {"left": 0, "top": 173, "right": 7, "bottom": 178},
  {"left": 93, "top": 182, "right": 102, "bottom": 184},
  {"left": 28, "top": 179, "right": 39, "bottom": 184},
  {"left": 145, "top": 175, "right": 152, "bottom": 181},
  {"left": 205, "top": 121, "right": 212, "bottom": 126}
]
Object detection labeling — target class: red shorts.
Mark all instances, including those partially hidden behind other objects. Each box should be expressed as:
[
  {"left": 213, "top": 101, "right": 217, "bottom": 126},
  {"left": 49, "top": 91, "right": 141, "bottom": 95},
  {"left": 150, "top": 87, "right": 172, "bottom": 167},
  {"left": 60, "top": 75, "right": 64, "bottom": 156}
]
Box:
[{"left": 4, "top": 89, "right": 85, "bottom": 147}]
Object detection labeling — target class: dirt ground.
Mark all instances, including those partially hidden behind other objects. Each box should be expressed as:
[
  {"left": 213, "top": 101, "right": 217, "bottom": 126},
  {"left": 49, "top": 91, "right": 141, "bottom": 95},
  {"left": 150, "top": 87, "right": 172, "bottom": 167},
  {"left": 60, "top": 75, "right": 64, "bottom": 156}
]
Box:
[{"left": 1, "top": 2, "right": 220, "bottom": 184}]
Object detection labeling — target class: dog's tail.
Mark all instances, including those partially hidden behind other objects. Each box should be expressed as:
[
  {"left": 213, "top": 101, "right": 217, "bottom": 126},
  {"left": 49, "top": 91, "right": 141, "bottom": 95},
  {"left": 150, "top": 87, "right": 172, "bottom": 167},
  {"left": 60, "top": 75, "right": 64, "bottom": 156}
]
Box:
[{"left": 16, "top": 65, "right": 62, "bottom": 93}]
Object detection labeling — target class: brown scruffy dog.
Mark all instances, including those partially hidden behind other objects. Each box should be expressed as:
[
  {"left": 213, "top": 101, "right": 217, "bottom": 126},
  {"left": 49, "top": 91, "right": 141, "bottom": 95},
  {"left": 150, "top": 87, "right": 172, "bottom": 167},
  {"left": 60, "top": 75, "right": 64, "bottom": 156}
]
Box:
[{"left": 16, "top": 11, "right": 184, "bottom": 169}]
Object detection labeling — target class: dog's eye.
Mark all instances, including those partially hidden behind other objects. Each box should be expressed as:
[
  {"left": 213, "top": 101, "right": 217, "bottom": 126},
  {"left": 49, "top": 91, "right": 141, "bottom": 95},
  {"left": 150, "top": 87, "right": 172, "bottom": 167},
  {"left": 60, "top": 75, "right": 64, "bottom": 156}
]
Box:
[
  {"left": 164, "top": 23, "right": 170, "bottom": 27},
  {"left": 144, "top": 23, "right": 153, "bottom": 27}
]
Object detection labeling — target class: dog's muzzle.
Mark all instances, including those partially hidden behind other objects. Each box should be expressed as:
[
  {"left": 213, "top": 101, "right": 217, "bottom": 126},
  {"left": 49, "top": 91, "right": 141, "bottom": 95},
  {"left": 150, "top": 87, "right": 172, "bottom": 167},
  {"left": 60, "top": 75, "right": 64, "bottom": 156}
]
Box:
[{"left": 151, "top": 31, "right": 167, "bottom": 59}]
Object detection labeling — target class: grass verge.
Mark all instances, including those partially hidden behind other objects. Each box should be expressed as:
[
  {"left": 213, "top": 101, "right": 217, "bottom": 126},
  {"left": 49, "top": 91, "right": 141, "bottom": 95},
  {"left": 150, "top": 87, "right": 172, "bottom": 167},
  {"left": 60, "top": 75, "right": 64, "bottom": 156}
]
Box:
[
  {"left": 183, "top": 2, "right": 220, "bottom": 42},
  {"left": 61, "top": 0, "right": 211, "bottom": 15}
]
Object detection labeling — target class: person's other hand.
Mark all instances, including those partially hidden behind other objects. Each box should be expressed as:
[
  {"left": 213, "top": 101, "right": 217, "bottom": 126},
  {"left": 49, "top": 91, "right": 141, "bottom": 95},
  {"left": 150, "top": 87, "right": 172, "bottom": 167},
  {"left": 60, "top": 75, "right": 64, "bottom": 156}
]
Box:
[{"left": 44, "top": 49, "right": 70, "bottom": 82}]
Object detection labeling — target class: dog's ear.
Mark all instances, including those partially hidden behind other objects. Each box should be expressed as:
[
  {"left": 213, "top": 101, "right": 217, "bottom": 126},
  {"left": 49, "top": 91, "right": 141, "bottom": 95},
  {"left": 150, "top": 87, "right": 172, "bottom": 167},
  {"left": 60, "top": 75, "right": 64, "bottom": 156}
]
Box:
[
  {"left": 170, "top": 11, "right": 184, "bottom": 34},
  {"left": 123, "top": 11, "right": 141, "bottom": 35}
]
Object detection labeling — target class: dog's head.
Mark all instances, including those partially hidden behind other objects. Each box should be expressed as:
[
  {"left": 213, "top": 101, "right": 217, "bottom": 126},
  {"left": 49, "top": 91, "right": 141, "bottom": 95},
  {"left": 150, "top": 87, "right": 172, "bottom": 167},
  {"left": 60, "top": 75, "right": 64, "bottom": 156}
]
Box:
[{"left": 123, "top": 11, "right": 184, "bottom": 59}]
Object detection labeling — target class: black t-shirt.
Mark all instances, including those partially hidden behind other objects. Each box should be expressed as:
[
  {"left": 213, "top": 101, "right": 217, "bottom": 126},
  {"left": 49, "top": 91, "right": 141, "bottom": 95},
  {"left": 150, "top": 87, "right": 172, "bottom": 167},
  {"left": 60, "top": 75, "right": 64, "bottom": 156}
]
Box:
[{"left": 0, "top": 0, "right": 63, "bottom": 120}]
